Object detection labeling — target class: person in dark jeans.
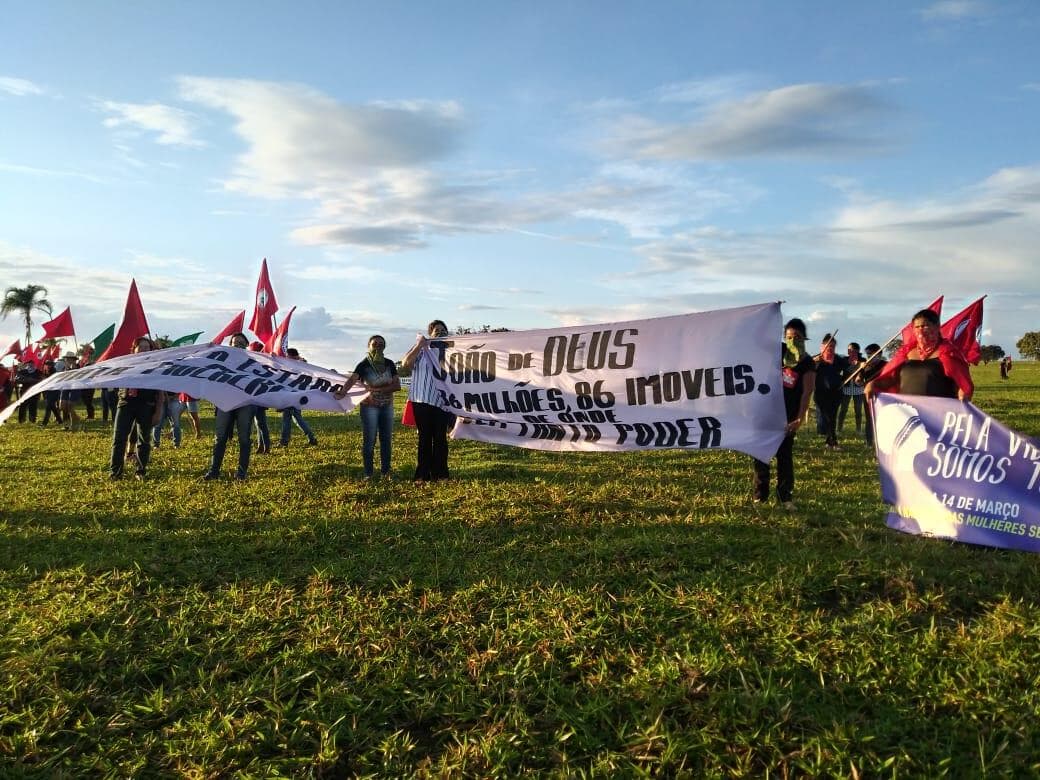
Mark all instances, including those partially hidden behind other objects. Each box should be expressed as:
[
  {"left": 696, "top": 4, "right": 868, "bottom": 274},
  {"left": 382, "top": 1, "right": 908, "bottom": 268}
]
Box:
[
  {"left": 110, "top": 337, "right": 163, "bottom": 480},
  {"left": 203, "top": 333, "right": 255, "bottom": 481},
  {"left": 752, "top": 317, "right": 816, "bottom": 510},
  {"left": 813, "top": 333, "right": 848, "bottom": 450}
]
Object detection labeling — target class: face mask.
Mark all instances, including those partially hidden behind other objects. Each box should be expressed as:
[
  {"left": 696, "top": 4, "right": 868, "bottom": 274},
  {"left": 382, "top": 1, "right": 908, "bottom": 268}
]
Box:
[
  {"left": 784, "top": 335, "right": 805, "bottom": 368},
  {"left": 368, "top": 346, "right": 384, "bottom": 363}
]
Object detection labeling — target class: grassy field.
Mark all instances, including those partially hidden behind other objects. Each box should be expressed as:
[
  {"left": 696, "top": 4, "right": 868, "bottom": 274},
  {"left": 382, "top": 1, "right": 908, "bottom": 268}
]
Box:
[{"left": 2, "top": 362, "right": 1039, "bottom": 777}]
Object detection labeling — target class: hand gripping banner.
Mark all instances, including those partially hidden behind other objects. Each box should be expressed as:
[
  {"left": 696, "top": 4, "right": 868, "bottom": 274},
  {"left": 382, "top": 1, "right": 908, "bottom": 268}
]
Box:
[{"left": 424, "top": 302, "right": 788, "bottom": 462}]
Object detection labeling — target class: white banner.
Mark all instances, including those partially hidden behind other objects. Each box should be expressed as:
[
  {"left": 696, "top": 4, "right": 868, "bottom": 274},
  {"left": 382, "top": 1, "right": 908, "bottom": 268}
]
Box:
[
  {"left": 0, "top": 344, "right": 363, "bottom": 425},
  {"left": 425, "top": 302, "right": 787, "bottom": 461}
]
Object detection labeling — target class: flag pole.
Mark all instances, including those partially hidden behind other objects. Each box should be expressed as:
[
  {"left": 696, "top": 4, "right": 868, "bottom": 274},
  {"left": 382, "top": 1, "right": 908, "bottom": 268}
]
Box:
[{"left": 841, "top": 329, "right": 903, "bottom": 387}]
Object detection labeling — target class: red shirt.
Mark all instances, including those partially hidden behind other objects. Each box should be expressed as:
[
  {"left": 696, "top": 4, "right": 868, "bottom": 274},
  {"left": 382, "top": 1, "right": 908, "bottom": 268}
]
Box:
[{"left": 875, "top": 339, "right": 973, "bottom": 397}]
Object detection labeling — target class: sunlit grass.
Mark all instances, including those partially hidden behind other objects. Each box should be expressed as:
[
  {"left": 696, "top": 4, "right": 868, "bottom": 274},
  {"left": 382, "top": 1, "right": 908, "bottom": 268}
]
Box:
[{"left": 2, "top": 363, "right": 1039, "bottom": 775}]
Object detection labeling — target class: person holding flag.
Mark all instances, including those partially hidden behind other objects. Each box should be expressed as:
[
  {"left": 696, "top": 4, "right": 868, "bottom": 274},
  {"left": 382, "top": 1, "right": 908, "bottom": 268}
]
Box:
[{"left": 866, "top": 308, "right": 973, "bottom": 402}]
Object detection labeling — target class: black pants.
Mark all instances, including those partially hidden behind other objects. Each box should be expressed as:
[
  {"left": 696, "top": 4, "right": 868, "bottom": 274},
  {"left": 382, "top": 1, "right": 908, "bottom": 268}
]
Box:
[
  {"left": 42, "top": 392, "right": 62, "bottom": 425},
  {"left": 111, "top": 401, "right": 154, "bottom": 476},
  {"left": 815, "top": 391, "right": 842, "bottom": 446},
  {"left": 752, "top": 433, "right": 795, "bottom": 502},
  {"left": 18, "top": 394, "right": 39, "bottom": 423},
  {"left": 101, "top": 389, "right": 119, "bottom": 422},
  {"left": 412, "top": 402, "right": 452, "bottom": 481},
  {"left": 81, "top": 388, "right": 96, "bottom": 419}
]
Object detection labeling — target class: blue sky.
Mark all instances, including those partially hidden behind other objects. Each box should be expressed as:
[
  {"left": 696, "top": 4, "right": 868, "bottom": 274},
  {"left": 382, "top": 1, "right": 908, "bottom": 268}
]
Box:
[{"left": 2, "top": 0, "right": 1038, "bottom": 368}]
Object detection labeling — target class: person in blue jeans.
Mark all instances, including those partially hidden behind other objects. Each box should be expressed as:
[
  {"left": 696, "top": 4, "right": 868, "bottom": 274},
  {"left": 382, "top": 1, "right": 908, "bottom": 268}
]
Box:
[
  {"left": 280, "top": 348, "right": 318, "bottom": 446},
  {"left": 335, "top": 335, "right": 401, "bottom": 478},
  {"left": 203, "top": 332, "right": 255, "bottom": 481},
  {"left": 152, "top": 393, "right": 184, "bottom": 448}
]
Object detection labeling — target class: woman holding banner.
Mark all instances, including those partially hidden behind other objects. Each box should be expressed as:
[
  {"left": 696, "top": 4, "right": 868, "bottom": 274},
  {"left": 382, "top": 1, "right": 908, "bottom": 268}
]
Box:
[
  {"left": 109, "top": 336, "right": 164, "bottom": 480},
  {"left": 752, "top": 318, "right": 816, "bottom": 510},
  {"left": 203, "top": 332, "right": 256, "bottom": 481},
  {"left": 401, "top": 320, "right": 453, "bottom": 482},
  {"left": 865, "top": 309, "right": 973, "bottom": 402},
  {"left": 336, "top": 335, "right": 401, "bottom": 479}
]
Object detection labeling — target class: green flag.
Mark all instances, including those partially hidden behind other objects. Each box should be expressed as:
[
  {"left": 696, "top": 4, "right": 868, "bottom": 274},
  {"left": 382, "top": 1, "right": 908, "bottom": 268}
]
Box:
[
  {"left": 170, "top": 331, "right": 204, "bottom": 347},
  {"left": 87, "top": 324, "right": 116, "bottom": 363}
]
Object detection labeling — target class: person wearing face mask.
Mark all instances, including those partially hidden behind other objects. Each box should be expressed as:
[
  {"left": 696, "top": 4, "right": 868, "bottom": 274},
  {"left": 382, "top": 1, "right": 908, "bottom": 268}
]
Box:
[
  {"left": 335, "top": 335, "right": 401, "bottom": 479},
  {"left": 401, "top": 320, "right": 453, "bottom": 482},
  {"left": 751, "top": 318, "right": 816, "bottom": 510},
  {"left": 109, "top": 336, "right": 164, "bottom": 480},
  {"left": 203, "top": 332, "right": 257, "bottom": 481},
  {"left": 813, "top": 333, "right": 848, "bottom": 450},
  {"left": 865, "top": 309, "right": 973, "bottom": 402}
]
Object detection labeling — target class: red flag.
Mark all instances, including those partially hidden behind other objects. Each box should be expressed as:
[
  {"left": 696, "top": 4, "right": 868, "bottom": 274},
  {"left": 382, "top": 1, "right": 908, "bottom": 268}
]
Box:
[
  {"left": 941, "top": 296, "right": 985, "bottom": 365},
  {"left": 402, "top": 399, "right": 416, "bottom": 427},
  {"left": 45, "top": 343, "right": 61, "bottom": 362},
  {"left": 210, "top": 310, "right": 246, "bottom": 345},
  {"left": 2, "top": 339, "right": 19, "bottom": 358},
  {"left": 264, "top": 305, "right": 295, "bottom": 356},
  {"left": 19, "top": 343, "right": 42, "bottom": 368},
  {"left": 41, "top": 306, "right": 76, "bottom": 339},
  {"left": 248, "top": 258, "right": 279, "bottom": 343},
  {"left": 900, "top": 295, "right": 943, "bottom": 350},
  {"left": 97, "top": 279, "right": 151, "bottom": 362}
]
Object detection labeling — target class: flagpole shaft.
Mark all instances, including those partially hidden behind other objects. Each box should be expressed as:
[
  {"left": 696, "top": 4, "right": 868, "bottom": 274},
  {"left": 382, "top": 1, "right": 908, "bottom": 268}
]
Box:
[{"left": 841, "top": 330, "right": 902, "bottom": 387}]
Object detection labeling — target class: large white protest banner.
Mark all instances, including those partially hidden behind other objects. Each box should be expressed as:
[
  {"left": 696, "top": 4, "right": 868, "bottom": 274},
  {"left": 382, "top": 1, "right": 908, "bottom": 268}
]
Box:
[
  {"left": 0, "top": 344, "right": 363, "bottom": 425},
  {"left": 422, "top": 302, "right": 787, "bottom": 462}
]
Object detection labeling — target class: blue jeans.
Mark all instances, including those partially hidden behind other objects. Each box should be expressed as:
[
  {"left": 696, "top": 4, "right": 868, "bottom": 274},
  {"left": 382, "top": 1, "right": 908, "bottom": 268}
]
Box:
[
  {"left": 280, "top": 407, "right": 316, "bottom": 445},
  {"left": 360, "top": 403, "right": 393, "bottom": 476},
  {"left": 208, "top": 406, "right": 254, "bottom": 478},
  {"left": 153, "top": 397, "right": 184, "bottom": 447}
]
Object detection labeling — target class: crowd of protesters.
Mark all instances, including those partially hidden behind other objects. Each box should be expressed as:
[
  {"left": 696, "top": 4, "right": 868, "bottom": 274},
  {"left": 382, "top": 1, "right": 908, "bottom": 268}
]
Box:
[{"left": 0, "top": 310, "right": 977, "bottom": 504}]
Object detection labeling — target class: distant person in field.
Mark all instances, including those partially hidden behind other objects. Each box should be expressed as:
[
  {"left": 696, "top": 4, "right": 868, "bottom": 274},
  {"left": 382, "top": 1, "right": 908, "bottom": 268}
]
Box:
[
  {"left": 401, "top": 319, "right": 454, "bottom": 482},
  {"left": 109, "top": 336, "right": 164, "bottom": 481},
  {"left": 335, "top": 335, "right": 401, "bottom": 479},
  {"left": 40, "top": 360, "right": 63, "bottom": 426},
  {"left": 57, "top": 351, "right": 83, "bottom": 431},
  {"left": 813, "top": 334, "right": 847, "bottom": 450},
  {"left": 859, "top": 343, "right": 887, "bottom": 447},
  {"left": 752, "top": 317, "right": 816, "bottom": 510},
  {"left": 203, "top": 332, "right": 256, "bottom": 481},
  {"left": 14, "top": 360, "right": 41, "bottom": 423},
  {"left": 838, "top": 342, "right": 866, "bottom": 434},
  {"left": 866, "top": 308, "right": 973, "bottom": 402},
  {"left": 280, "top": 348, "right": 318, "bottom": 447},
  {"left": 999, "top": 355, "right": 1012, "bottom": 380}
]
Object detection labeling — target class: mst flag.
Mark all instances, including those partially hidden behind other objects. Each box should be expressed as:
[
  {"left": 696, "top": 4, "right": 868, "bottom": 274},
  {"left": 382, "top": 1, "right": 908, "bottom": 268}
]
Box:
[
  {"left": 900, "top": 295, "right": 943, "bottom": 350},
  {"left": 41, "top": 306, "right": 76, "bottom": 339},
  {"left": 941, "top": 296, "right": 985, "bottom": 365},
  {"left": 264, "top": 306, "right": 295, "bottom": 356},
  {"left": 3, "top": 339, "right": 20, "bottom": 359},
  {"left": 211, "top": 311, "right": 245, "bottom": 345},
  {"left": 422, "top": 302, "right": 787, "bottom": 461},
  {"left": 249, "top": 258, "right": 279, "bottom": 343},
  {"left": 875, "top": 393, "right": 1040, "bottom": 553},
  {"left": 96, "top": 280, "right": 150, "bottom": 362},
  {"left": 0, "top": 343, "right": 367, "bottom": 426}
]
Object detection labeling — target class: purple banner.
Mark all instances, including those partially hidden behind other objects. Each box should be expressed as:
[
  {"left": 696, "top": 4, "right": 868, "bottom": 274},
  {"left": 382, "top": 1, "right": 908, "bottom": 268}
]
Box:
[{"left": 875, "top": 393, "right": 1040, "bottom": 552}]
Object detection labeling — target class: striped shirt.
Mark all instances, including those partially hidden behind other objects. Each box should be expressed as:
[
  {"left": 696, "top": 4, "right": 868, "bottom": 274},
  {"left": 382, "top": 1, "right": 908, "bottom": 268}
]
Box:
[{"left": 408, "top": 348, "right": 440, "bottom": 405}]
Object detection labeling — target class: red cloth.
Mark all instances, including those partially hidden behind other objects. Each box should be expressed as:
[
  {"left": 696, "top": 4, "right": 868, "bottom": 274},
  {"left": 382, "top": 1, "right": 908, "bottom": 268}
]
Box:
[
  {"left": 264, "top": 306, "right": 295, "bottom": 356},
  {"left": 875, "top": 339, "right": 973, "bottom": 397},
  {"left": 402, "top": 399, "right": 416, "bottom": 427},
  {"left": 210, "top": 310, "right": 245, "bottom": 345},
  {"left": 940, "top": 296, "right": 984, "bottom": 365},
  {"left": 249, "top": 258, "right": 279, "bottom": 343},
  {"left": 96, "top": 279, "right": 150, "bottom": 362},
  {"left": 41, "top": 306, "right": 76, "bottom": 339}
]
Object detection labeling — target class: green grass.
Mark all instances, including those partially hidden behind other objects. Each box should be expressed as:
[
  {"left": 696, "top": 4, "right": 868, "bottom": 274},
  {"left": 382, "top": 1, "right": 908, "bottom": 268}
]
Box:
[{"left": 2, "top": 363, "right": 1040, "bottom": 777}]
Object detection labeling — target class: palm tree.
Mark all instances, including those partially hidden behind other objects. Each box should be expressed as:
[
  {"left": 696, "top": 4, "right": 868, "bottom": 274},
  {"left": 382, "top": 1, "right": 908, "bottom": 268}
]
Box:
[{"left": 1, "top": 284, "right": 53, "bottom": 343}]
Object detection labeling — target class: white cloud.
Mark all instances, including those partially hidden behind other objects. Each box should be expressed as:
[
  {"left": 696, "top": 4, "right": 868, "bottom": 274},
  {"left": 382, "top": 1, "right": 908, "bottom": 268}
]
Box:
[
  {"left": 0, "top": 76, "right": 45, "bottom": 96},
  {"left": 606, "top": 83, "right": 895, "bottom": 161},
  {"left": 920, "top": 1, "right": 990, "bottom": 22},
  {"left": 100, "top": 101, "right": 204, "bottom": 147}
]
